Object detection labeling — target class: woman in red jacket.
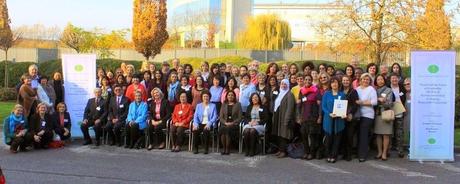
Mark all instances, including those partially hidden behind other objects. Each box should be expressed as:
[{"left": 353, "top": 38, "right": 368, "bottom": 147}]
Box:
[{"left": 170, "top": 91, "right": 194, "bottom": 152}]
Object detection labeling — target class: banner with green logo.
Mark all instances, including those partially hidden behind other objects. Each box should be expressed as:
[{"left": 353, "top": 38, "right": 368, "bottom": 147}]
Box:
[
  {"left": 62, "top": 54, "right": 97, "bottom": 138},
  {"left": 410, "top": 51, "right": 455, "bottom": 162}
]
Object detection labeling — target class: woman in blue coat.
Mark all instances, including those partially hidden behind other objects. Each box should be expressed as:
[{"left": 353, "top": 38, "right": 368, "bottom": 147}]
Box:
[
  {"left": 192, "top": 90, "right": 218, "bottom": 154},
  {"left": 321, "top": 77, "right": 346, "bottom": 163},
  {"left": 3, "top": 104, "right": 28, "bottom": 153},
  {"left": 126, "top": 91, "right": 148, "bottom": 149}
]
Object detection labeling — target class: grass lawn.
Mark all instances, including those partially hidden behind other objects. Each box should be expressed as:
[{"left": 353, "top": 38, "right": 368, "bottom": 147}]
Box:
[{"left": 0, "top": 101, "right": 16, "bottom": 126}]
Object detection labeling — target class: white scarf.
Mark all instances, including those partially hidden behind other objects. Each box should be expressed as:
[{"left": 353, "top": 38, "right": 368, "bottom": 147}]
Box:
[{"left": 274, "top": 79, "right": 290, "bottom": 112}]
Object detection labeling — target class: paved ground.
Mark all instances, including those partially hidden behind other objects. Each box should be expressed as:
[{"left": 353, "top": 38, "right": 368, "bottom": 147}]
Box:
[{"left": 1, "top": 139, "right": 459, "bottom": 184}]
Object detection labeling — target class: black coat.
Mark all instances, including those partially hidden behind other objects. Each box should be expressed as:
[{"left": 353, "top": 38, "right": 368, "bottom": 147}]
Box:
[
  {"left": 28, "top": 113, "right": 54, "bottom": 135},
  {"left": 51, "top": 111, "right": 71, "bottom": 135},
  {"left": 107, "top": 95, "right": 130, "bottom": 123},
  {"left": 148, "top": 98, "right": 171, "bottom": 124},
  {"left": 83, "top": 97, "right": 108, "bottom": 122}
]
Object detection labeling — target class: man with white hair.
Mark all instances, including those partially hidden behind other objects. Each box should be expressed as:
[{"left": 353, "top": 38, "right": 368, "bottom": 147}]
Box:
[
  {"left": 81, "top": 88, "right": 108, "bottom": 146},
  {"left": 28, "top": 64, "right": 40, "bottom": 89}
]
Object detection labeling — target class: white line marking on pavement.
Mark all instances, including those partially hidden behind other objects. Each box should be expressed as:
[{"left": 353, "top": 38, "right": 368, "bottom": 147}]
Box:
[
  {"left": 303, "top": 161, "right": 351, "bottom": 174},
  {"left": 427, "top": 163, "right": 460, "bottom": 173},
  {"left": 367, "top": 161, "right": 436, "bottom": 178},
  {"left": 243, "top": 156, "right": 265, "bottom": 168}
]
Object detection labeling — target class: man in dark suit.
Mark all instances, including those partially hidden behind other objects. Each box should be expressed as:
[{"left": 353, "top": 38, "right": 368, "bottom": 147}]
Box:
[
  {"left": 106, "top": 85, "right": 130, "bottom": 146},
  {"left": 81, "top": 88, "right": 108, "bottom": 146}
]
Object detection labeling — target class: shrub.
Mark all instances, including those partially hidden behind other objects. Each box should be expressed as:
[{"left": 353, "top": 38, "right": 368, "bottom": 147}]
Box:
[{"left": 0, "top": 88, "right": 17, "bottom": 101}]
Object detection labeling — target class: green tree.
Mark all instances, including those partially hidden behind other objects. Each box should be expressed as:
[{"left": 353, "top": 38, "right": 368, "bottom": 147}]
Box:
[
  {"left": 0, "top": 0, "right": 20, "bottom": 88},
  {"left": 415, "top": 0, "right": 452, "bottom": 50},
  {"left": 60, "top": 23, "right": 94, "bottom": 53},
  {"left": 132, "top": 0, "right": 169, "bottom": 61},
  {"left": 237, "top": 14, "right": 291, "bottom": 50},
  {"left": 94, "top": 29, "right": 129, "bottom": 59}
]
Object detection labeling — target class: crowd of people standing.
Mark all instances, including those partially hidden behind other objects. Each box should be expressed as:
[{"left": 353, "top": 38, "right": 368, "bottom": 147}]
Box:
[{"left": 4, "top": 59, "right": 411, "bottom": 163}]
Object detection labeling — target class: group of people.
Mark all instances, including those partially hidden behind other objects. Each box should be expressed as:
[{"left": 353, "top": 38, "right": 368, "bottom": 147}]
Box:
[{"left": 5, "top": 59, "right": 411, "bottom": 163}]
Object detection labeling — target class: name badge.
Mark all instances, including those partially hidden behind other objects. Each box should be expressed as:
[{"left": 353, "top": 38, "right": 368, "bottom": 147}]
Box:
[
  {"left": 20, "top": 120, "right": 24, "bottom": 123},
  {"left": 229, "top": 116, "right": 232, "bottom": 119},
  {"left": 64, "top": 119, "right": 69, "bottom": 123},
  {"left": 147, "top": 98, "right": 152, "bottom": 102},
  {"left": 41, "top": 121, "right": 46, "bottom": 127},
  {"left": 260, "top": 91, "right": 265, "bottom": 96},
  {"left": 119, "top": 104, "right": 124, "bottom": 108},
  {"left": 399, "top": 92, "right": 404, "bottom": 96},
  {"left": 302, "top": 97, "right": 307, "bottom": 102},
  {"left": 273, "top": 91, "right": 279, "bottom": 95},
  {"left": 178, "top": 111, "right": 183, "bottom": 115},
  {"left": 96, "top": 107, "right": 101, "bottom": 111},
  {"left": 259, "top": 108, "right": 263, "bottom": 112},
  {"left": 407, "top": 100, "right": 411, "bottom": 103}
]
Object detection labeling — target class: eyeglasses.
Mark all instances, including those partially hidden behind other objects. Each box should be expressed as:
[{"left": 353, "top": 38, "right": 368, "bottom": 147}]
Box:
[{"left": 404, "top": 83, "right": 410, "bottom": 86}]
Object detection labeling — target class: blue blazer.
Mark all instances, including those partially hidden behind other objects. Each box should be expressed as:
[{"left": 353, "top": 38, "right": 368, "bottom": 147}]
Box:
[
  {"left": 321, "top": 90, "right": 346, "bottom": 135},
  {"left": 126, "top": 101, "right": 148, "bottom": 130},
  {"left": 193, "top": 102, "right": 218, "bottom": 128}
]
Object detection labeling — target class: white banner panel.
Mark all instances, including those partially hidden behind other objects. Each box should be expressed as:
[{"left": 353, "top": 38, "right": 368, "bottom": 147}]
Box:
[
  {"left": 62, "top": 54, "right": 96, "bottom": 138},
  {"left": 410, "top": 51, "right": 456, "bottom": 161}
]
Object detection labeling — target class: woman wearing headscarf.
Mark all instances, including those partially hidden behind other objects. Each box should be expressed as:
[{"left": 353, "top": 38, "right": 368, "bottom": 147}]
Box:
[{"left": 271, "top": 79, "right": 295, "bottom": 158}]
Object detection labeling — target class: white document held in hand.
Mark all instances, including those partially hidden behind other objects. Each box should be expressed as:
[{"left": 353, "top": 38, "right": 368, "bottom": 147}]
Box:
[{"left": 333, "top": 97, "right": 348, "bottom": 117}]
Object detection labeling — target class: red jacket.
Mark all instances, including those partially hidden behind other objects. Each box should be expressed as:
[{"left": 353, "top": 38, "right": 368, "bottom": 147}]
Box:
[
  {"left": 125, "top": 84, "right": 148, "bottom": 102},
  {"left": 171, "top": 103, "right": 193, "bottom": 128}
]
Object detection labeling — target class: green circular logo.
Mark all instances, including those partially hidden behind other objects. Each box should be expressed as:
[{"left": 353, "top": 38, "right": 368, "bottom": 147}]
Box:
[
  {"left": 74, "top": 64, "right": 84, "bottom": 72},
  {"left": 428, "top": 138, "right": 436, "bottom": 144},
  {"left": 427, "top": 65, "right": 439, "bottom": 74}
]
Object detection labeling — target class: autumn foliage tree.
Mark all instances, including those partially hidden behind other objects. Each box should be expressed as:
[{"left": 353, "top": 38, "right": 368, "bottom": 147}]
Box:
[
  {"left": 415, "top": 0, "right": 452, "bottom": 50},
  {"left": 237, "top": 14, "right": 291, "bottom": 50},
  {"left": 0, "top": 0, "right": 20, "bottom": 87},
  {"left": 132, "top": 0, "right": 169, "bottom": 61},
  {"left": 60, "top": 23, "right": 95, "bottom": 53}
]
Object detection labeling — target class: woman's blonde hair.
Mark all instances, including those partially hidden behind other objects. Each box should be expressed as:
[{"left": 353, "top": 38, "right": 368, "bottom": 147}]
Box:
[{"left": 12, "top": 104, "right": 24, "bottom": 112}]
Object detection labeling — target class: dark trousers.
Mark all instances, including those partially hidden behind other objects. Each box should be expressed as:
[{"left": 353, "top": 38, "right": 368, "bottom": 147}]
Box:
[
  {"left": 192, "top": 124, "right": 210, "bottom": 151},
  {"left": 358, "top": 117, "right": 374, "bottom": 159},
  {"left": 243, "top": 128, "right": 258, "bottom": 155},
  {"left": 300, "top": 121, "right": 321, "bottom": 156},
  {"left": 8, "top": 135, "right": 28, "bottom": 151},
  {"left": 277, "top": 136, "right": 289, "bottom": 152},
  {"left": 56, "top": 132, "right": 71, "bottom": 141},
  {"left": 105, "top": 121, "right": 124, "bottom": 144},
  {"left": 26, "top": 130, "right": 53, "bottom": 149},
  {"left": 126, "top": 123, "right": 142, "bottom": 147},
  {"left": 344, "top": 119, "right": 359, "bottom": 159},
  {"left": 325, "top": 132, "right": 343, "bottom": 158},
  {"left": 80, "top": 120, "right": 103, "bottom": 142},
  {"left": 170, "top": 125, "right": 186, "bottom": 146},
  {"left": 147, "top": 122, "right": 165, "bottom": 146}
]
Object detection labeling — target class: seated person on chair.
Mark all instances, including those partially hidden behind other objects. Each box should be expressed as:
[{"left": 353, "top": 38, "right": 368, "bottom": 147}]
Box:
[
  {"left": 192, "top": 90, "right": 218, "bottom": 154},
  {"left": 170, "top": 91, "right": 193, "bottom": 152},
  {"left": 125, "top": 91, "right": 148, "bottom": 149},
  {"left": 218, "top": 91, "right": 242, "bottom": 155},
  {"left": 81, "top": 88, "right": 108, "bottom": 146},
  {"left": 147, "top": 87, "right": 171, "bottom": 150},
  {"left": 106, "top": 85, "right": 130, "bottom": 146},
  {"left": 243, "top": 93, "right": 269, "bottom": 157}
]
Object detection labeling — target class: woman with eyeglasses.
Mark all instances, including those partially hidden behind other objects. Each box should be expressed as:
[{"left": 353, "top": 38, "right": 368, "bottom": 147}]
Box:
[{"left": 374, "top": 74, "right": 394, "bottom": 161}]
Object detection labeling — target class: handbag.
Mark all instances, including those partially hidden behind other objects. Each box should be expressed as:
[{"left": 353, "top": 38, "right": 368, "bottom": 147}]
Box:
[{"left": 381, "top": 109, "right": 395, "bottom": 121}]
